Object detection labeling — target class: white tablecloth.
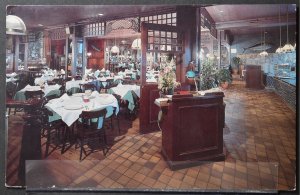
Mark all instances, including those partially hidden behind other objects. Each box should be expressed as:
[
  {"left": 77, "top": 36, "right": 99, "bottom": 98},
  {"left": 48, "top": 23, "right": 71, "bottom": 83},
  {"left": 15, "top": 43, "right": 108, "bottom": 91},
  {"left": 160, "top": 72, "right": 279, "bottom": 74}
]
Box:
[
  {"left": 110, "top": 84, "right": 140, "bottom": 98},
  {"left": 21, "top": 84, "right": 61, "bottom": 96},
  {"left": 66, "top": 80, "right": 98, "bottom": 91},
  {"left": 65, "top": 80, "right": 82, "bottom": 91},
  {"left": 34, "top": 75, "right": 55, "bottom": 86},
  {"left": 6, "top": 78, "right": 17, "bottom": 83},
  {"left": 45, "top": 93, "right": 119, "bottom": 126},
  {"left": 6, "top": 72, "right": 17, "bottom": 78}
]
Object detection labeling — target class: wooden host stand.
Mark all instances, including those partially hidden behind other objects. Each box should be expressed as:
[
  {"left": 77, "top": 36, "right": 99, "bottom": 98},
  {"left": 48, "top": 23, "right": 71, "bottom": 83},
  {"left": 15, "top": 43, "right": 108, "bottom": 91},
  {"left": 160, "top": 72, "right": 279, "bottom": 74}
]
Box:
[{"left": 156, "top": 92, "right": 226, "bottom": 170}]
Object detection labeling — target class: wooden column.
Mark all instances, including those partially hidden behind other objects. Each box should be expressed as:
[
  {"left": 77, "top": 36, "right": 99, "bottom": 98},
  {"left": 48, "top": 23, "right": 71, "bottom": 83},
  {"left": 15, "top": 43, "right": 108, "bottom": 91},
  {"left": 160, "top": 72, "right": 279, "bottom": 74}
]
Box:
[
  {"left": 71, "top": 27, "right": 77, "bottom": 76},
  {"left": 83, "top": 37, "right": 87, "bottom": 75},
  {"left": 140, "top": 22, "right": 147, "bottom": 85},
  {"left": 176, "top": 6, "right": 197, "bottom": 66},
  {"left": 65, "top": 36, "right": 69, "bottom": 78}
]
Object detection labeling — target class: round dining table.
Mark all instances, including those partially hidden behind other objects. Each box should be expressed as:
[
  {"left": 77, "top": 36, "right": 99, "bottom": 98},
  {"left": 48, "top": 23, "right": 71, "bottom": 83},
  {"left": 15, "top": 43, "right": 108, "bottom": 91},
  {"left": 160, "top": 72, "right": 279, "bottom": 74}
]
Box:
[{"left": 45, "top": 92, "right": 119, "bottom": 127}]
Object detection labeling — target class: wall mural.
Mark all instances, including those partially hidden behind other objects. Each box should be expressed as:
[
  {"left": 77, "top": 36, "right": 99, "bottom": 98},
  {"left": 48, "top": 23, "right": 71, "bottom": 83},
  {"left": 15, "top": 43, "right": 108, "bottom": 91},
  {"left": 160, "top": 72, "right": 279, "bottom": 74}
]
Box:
[{"left": 28, "top": 31, "right": 44, "bottom": 61}]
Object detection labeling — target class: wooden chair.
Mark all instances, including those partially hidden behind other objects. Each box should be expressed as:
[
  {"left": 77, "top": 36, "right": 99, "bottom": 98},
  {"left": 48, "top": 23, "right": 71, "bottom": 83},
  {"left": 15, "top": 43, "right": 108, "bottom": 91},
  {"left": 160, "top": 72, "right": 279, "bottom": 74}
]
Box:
[
  {"left": 66, "top": 87, "right": 81, "bottom": 95},
  {"left": 6, "top": 81, "right": 18, "bottom": 115},
  {"left": 24, "top": 90, "right": 44, "bottom": 100},
  {"left": 105, "top": 95, "right": 121, "bottom": 135},
  {"left": 74, "top": 75, "right": 82, "bottom": 80},
  {"left": 81, "top": 83, "right": 97, "bottom": 92},
  {"left": 99, "top": 79, "right": 114, "bottom": 93},
  {"left": 42, "top": 108, "right": 67, "bottom": 157},
  {"left": 76, "top": 109, "right": 108, "bottom": 160}
]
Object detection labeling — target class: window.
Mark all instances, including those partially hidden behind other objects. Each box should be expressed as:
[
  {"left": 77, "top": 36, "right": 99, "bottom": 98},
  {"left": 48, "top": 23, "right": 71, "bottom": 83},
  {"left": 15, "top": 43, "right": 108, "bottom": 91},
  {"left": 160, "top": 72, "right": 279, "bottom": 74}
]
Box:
[
  {"left": 141, "top": 12, "right": 177, "bottom": 27},
  {"left": 83, "top": 22, "right": 105, "bottom": 37}
]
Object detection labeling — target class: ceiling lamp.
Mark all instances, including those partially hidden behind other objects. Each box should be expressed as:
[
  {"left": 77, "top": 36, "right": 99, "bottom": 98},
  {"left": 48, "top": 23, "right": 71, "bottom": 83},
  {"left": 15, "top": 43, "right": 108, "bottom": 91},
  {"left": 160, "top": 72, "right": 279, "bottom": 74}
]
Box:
[
  {"left": 282, "top": 5, "right": 295, "bottom": 53},
  {"left": 6, "top": 15, "right": 27, "bottom": 35},
  {"left": 110, "top": 46, "right": 120, "bottom": 53},
  {"left": 131, "top": 38, "right": 141, "bottom": 50},
  {"left": 276, "top": 6, "right": 283, "bottom": 53},
  {"left": 259, "top": 31, "right": 268, "bottom": 57},
  {"left": 110, "top": 38, "right": 119, "bottom": 53}
]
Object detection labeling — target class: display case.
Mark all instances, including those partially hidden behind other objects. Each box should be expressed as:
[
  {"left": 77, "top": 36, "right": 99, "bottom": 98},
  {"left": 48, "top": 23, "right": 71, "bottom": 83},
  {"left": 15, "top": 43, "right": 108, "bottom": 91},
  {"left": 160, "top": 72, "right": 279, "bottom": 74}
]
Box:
[{"left": 274, "top": 64, "right": 291, "bottom": 78}]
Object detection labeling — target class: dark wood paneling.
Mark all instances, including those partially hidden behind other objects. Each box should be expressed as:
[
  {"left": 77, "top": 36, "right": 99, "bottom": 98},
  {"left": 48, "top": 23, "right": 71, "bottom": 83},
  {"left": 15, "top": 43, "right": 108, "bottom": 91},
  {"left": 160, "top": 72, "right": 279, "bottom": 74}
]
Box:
[
  {"left": 161, "top": 94, "right": 225, "bottom": 170},
  {"left": 139, "top": 84, "right": 160, "bottom": 133},
  {"left": 245, "top": 65, "right": 265, "bottom": 89},
  {"left": 149, "top": 89, "right": 160, "bottom": 123},
  {"left": 87, "top": 39, "right": 104, "bottom": 69}
]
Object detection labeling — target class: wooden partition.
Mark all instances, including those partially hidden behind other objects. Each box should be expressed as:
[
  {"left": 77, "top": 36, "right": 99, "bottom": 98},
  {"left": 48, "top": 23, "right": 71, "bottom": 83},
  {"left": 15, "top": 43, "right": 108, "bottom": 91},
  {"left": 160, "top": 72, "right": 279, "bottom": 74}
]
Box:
[
  {"left": 160, "top": 93, "right": 225, "bottom": 170},
  {"left": 139, "top": 84, "right": 160, "bottom": 133}
]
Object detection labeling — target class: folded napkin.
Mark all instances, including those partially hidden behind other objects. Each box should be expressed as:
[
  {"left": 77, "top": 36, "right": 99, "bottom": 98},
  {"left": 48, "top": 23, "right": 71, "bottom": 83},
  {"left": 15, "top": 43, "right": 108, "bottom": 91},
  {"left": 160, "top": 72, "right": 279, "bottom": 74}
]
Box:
[
  {"left": 60, "top": 69, "right": 65, "bottom": 74},
  {"left": 101, "top": 68, "right": 105, "bottom": 72},
  {"left": 72, "top": 78, "right": 75, "bottom": 81},
  {"left": 60, "top": 93, "right": 70, "bottom": 101}
]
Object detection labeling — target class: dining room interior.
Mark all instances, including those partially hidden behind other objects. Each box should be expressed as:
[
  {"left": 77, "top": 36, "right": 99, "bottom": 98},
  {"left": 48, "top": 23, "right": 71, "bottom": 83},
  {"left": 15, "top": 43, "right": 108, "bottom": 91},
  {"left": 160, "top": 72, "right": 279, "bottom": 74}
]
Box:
[{"left": 4, "top": 3, "right": 298, "bottom": 193}]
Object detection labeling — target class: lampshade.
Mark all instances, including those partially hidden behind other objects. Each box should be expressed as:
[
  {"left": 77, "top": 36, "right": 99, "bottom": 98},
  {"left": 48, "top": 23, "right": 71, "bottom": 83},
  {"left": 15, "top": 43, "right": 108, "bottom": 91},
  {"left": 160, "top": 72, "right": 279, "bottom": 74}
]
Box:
[
  {"left": 276, "top": 47, "right": 283, "bottom": 53},
  {"left": 131, "top": 38, "right": 141, "bottom": 49},
  {"left": 6, "top": 15, "right": 27, "bottom": 35},
  {"left": 282, "top": 43, "right": 294, "bottom": 52},
  {"left": 282, "top": 5, "right": 295, "bottom": 53},
  {"left": 259, "top": 51, "right": 268, "bottom": 57},
  {"left": 110, "top": 46, "right": 120, "bottom": 53}
]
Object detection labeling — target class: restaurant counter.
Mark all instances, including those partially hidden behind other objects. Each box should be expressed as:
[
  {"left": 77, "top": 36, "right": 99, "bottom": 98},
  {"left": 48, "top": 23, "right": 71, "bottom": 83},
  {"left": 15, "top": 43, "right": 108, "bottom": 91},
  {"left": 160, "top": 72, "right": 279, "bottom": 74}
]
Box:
[{"left": 266, "top": 74, "right": 296, "bottom": 112}]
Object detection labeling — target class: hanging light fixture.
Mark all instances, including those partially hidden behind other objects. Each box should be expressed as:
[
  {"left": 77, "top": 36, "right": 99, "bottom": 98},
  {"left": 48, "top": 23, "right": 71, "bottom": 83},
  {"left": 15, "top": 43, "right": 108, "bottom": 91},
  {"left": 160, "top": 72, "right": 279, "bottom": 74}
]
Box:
[
  {"left": 6, "top": 15, "right": 27, "bottom": 35},
  {"left": 276, "top": 6, "right": 283, "bottom": 53},
  {"left": 259, "top": 30, "right": 268, "bottom": 57},
  {"left": 131, "top": 38, "right": 141, "bottom": 50},
  {"left": 110, "top": 37, "right": 119, "bottom": 53},
  {"left": 282, "top": 5, "right": 295, "bottom": 52}
]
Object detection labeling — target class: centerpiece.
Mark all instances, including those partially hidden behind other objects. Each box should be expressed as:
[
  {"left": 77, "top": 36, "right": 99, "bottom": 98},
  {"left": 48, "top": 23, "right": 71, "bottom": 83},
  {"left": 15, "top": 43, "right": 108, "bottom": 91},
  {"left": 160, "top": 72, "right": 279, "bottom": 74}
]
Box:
[{"left": 158, "top": 59, "right": 180, "bottom": 95}]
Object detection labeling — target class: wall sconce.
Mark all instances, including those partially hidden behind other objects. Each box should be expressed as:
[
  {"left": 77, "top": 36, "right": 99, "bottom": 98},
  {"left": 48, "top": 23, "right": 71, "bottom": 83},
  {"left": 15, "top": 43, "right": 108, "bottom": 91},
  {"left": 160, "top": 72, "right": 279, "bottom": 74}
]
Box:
[{"left": 87, "top": 52, "right": 92, "bottom": 57}]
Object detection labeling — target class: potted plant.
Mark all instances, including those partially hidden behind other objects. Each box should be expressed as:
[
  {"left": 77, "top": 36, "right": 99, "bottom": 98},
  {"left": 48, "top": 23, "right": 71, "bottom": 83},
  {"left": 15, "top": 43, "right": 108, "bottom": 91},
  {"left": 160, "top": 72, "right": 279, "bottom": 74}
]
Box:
[
  {"left": 158, "top": 59, "right": 180, "bottom": 95},
  {"left": 199, "top": 59, "right": 218, "bottom": 90},
  {"left": 232, "top": 56, "right": 241, "bottom": 74},
  {"left": 217, "top": 68, "right": 232, "bottom": 89}
]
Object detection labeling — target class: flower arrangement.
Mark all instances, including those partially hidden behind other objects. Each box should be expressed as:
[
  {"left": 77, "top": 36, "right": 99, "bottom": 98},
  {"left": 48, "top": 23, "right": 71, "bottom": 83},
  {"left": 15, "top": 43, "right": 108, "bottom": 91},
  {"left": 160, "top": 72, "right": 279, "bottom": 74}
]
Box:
[{"left": 158, "top": 58, "right": 180, "bottom": 94}]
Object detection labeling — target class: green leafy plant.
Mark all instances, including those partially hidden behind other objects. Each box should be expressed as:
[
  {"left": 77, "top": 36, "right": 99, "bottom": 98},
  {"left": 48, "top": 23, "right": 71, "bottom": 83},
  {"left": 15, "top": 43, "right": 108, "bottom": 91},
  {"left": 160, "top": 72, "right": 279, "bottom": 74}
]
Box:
[
  {"left": 199, "top": 59, "right": 217, "bottom": 90},
  {"left": 217, "top": 68, "right": 232, "bottom": 84},
  {"left": 232, "top": 56, "right": 241, "bottom": 69}
]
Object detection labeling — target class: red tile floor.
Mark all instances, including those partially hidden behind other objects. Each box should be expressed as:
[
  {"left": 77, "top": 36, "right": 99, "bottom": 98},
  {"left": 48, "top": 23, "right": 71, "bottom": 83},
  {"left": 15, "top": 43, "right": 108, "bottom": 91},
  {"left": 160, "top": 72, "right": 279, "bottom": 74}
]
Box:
[{"left": 6, "top": 78, "right": 296, "bottom": 193}]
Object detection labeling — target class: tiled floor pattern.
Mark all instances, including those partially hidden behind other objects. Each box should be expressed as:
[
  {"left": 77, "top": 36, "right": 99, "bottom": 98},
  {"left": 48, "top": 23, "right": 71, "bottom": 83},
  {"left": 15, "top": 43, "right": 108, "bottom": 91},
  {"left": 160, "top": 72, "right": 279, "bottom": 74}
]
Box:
[{"left": 7, "top": 79, "right": 296, "bottom": 192}]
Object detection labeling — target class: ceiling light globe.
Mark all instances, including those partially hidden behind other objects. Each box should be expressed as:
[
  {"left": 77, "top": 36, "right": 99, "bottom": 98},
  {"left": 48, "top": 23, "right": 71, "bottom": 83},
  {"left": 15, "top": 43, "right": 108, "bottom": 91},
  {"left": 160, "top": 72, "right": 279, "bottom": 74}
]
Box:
[{"left": 6, "top": 15, "right": 27, "bottom": 35}]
